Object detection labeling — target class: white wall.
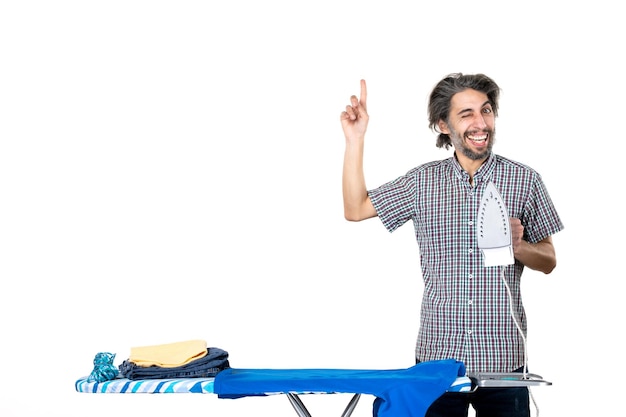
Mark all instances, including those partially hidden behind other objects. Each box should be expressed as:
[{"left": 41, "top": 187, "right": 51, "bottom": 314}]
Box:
[{"left": 1, "top": 1, "right": 622, "bottom": 416}]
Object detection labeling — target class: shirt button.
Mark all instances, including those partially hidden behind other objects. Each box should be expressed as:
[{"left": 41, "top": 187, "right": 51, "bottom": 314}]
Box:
[
  {"left": 468, "top": 274, "right": 473, "bottom": 279},
  {"left": 467, "top": 330, "right": 473, "bottom": 335},
  {"left": 468, "top": 249, "right": 473, "bottom": 254},
  {"left": 468, "top": 220, "right": 474, "bottom": 226},
  {"left": 468, "top": 300, "right": 473, "bottom": 305}
]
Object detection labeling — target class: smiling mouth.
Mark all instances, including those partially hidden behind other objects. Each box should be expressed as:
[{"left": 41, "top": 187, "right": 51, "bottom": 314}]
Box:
[{"left": 467, "top": 132, "right": 488, "bottom": 144}]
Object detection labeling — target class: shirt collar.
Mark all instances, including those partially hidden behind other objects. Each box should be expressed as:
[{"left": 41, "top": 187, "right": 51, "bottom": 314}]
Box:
[{"left": 450, "top": 152, "right": 496, "bottom": 187}]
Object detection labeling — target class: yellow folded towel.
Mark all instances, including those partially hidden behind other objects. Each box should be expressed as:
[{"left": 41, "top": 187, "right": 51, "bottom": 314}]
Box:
[{"left": 129, "top": 339, "right": 208, "bottom": 368}]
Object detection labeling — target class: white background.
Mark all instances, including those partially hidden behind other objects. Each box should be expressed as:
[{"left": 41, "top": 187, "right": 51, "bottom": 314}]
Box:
[{"left": 1, "top": 1, "right": 623, "bottom": 416}]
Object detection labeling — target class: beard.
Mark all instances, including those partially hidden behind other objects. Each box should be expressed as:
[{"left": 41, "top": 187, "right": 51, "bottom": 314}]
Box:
[{"left": 449, "top": 126, "right": 495, "bottom": 161}]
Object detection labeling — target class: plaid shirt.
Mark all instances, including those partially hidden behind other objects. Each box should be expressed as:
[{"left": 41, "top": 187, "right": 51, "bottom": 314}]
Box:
[{"left": 368, "top": 153, "right": 563, "bottom": 373}]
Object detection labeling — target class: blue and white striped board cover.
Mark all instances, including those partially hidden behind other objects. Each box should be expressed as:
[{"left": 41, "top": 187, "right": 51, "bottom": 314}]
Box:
[{"left": 75, "top": 377, "right": 215, "bottom": 394}]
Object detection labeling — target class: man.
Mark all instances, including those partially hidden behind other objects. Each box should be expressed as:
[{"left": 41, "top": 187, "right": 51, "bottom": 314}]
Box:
[{"left": 340, "top": 74, "right": 563, "bottom": 417}]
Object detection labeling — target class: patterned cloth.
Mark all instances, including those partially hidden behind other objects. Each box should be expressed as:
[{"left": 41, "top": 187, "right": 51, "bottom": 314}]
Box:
[
  {"left": 368, "top": 153, "right": 563, "bottom": 373},
  {"left": 87, "top": 352, "right": 119, "bottom": 382}
]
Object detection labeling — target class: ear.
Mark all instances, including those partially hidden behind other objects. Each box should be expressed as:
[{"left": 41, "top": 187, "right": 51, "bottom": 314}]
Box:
[{"left": 437, "top": 119, "right": 450, "bottom": 134}]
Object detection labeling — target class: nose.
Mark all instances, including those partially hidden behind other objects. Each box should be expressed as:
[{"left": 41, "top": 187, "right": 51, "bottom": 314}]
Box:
[{"left": 472, "top": 113, "right": 487, "bottom": 129}]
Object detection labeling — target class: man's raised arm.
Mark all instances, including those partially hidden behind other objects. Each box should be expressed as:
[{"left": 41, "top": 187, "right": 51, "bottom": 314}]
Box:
[{"left": 340, "top": 79, "right": 377, "bottom": 221}]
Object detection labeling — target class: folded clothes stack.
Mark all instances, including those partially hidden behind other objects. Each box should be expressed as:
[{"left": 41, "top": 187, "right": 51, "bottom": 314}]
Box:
[{"left": 117, "top": 339, "right": 230, "bottom": 380}]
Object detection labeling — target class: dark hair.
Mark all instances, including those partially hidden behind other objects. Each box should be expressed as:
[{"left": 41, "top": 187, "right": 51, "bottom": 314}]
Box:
[{"left": 428, "top": 73, "right": 500, "bottom": 149}]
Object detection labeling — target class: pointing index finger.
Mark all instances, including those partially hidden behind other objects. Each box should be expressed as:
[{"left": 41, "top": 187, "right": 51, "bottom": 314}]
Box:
[{"left": 359, "top": 79, "right": 367, "bottom": 110}]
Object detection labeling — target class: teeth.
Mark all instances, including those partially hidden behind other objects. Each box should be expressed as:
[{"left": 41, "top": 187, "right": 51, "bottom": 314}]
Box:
[{"left": 468, "top": 134, "right": 487, "bottom": 141}]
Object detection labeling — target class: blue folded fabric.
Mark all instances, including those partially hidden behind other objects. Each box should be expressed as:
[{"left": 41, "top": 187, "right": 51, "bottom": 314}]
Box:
[{"left": 214, "top": 359, "right": 465, "bottom": 417}]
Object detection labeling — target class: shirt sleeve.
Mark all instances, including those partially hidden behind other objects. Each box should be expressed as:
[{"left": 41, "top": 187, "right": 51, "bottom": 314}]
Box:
[
  {"left": 368, "top": 173, "right": 416, "bottom": 233},
  {"left": 522, "top": 173, "right": 564, "bottom": 243}
]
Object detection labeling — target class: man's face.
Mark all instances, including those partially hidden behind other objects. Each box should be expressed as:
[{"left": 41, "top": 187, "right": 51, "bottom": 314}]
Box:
[{"left": 439, "top": 88, "right": 496, "bottom": 161}]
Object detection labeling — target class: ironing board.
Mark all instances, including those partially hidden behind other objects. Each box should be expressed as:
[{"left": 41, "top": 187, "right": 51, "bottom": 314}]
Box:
[{"left": 75, "top": 360, "right": 550, "bottom": 417}]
